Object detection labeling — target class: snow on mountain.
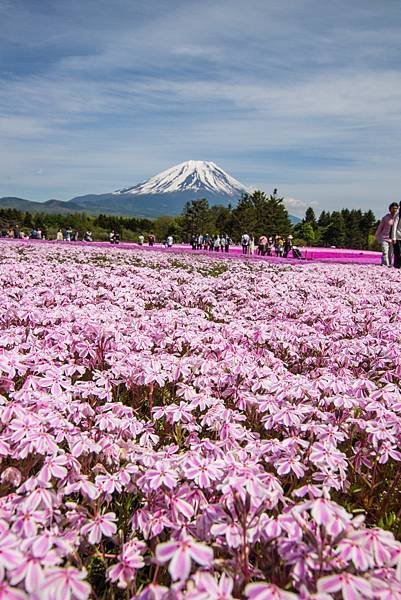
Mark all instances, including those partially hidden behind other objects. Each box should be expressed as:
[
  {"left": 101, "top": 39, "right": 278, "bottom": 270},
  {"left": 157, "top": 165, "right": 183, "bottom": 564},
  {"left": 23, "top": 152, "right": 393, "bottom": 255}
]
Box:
[{"left": 113, "top": 160, "right": 249, "bottom": 197}]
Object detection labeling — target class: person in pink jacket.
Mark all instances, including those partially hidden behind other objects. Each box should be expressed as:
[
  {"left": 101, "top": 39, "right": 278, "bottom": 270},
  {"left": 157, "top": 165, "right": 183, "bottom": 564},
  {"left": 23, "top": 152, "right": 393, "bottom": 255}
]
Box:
[
  {"left": 375, "top": 203, "right": 398, "bottom": 266},
  {"left": 391, "top": 201, "right": 401, "bottom": 268}
]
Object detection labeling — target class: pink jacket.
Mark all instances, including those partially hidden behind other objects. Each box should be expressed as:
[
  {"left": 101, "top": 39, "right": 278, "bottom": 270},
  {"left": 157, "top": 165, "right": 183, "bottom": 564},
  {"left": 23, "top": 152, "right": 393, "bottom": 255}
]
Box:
[{"left": 375, "top": 214, "right": 395, "bottom": 242}]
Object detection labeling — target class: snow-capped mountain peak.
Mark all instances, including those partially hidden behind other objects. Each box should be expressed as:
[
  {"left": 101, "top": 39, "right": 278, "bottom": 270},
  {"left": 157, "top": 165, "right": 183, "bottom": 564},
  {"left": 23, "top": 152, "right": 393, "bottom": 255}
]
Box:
[{"left": 113, "top": 160, "right": 249, "bottom": 196}]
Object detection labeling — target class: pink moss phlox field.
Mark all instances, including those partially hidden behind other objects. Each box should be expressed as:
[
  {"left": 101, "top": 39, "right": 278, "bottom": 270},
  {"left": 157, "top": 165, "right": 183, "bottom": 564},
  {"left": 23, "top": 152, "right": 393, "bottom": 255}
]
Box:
[{"left": 1, "top": 241, "right": 401, "bottom": 599}]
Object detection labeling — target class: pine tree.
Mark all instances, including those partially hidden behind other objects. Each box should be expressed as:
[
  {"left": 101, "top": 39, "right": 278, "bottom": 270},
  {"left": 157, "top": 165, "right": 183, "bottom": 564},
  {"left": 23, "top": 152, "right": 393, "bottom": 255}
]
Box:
[
  {"left": 232, "top": 191, "right": 291, "bottom": 239},
  {"left": 305, "top": 207, "right": 318, "bottom": 229},
  {"left": 181, "top": 199, "right": 210, "bottom": 239},
  {"left": 321, "top": 212, "right": 346, "bottom": 247}
]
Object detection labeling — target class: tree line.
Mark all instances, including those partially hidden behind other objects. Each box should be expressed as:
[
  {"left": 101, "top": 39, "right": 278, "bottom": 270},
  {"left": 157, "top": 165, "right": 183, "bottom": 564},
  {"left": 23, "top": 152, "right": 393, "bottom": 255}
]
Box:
[
  {"left": 294, "top": 207, "right": 378, "bottom": 250},
  {"left": 0, "top": 192, "right": 379, "bottom": 249}
]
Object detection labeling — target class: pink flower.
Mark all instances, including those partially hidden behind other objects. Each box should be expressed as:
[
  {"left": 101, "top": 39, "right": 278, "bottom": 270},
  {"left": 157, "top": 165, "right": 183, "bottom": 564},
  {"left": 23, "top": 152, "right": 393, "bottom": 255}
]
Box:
[
  {"left": 95, "top": 472, "right": 125, "bottom": 494},
  {"left": 156, "top": 537, "right": 213, "bottom": 581},
  {"left": 0, "top": 530, "right": 22, "bottom": 579},
  {"left": 41, "top": 567, "right": 91, "bottom": 600},
  {"left": 317, "top": 573, "right": 372, "bottom": 599},
  {"left": 135, "top": 583, "right": 169, "bottom": 600},
  {"left": 81, "top": 512, "right": 117, "bottom": 544},
  {"left": 276, "top": 455, "right": 306, "bottom": 478},
  {"left": 9, "top": 553, "right": 45, "bottom": 594},
  {"left": 211, "top": 521, "right": 243, "bottom": 548},
  {"left": 107, "top": 539, "right": 146, "bottom": 588},
  {"left": 13, "top": 508, "right": 45, "bottom": 538},
  {"left": 37, "top": 454, "right": 68, "bottom": 484},
  {"left": 145, "top": 461, "right": 178, "bottom": 490},
  {"left": 185, "top": 456, "right": 223, "bottom": 488},
  {"left": 1, "top": 467, "right": 22, "bottom": 487},
  {"left": 0, "top": 581, "right": 27, "bottom": 599},
  {"left": 245, "top": 582, "right": 298, "bottom": 599},
  {"left": 190, "top": 572, "right": 234, "bottom": 600}
]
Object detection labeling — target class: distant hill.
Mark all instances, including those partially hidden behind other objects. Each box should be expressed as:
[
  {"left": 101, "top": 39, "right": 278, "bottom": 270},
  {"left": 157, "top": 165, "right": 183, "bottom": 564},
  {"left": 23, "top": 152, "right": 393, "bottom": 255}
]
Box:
[{"left": 0, "top": 196, "right": 83, "bottom": 215}]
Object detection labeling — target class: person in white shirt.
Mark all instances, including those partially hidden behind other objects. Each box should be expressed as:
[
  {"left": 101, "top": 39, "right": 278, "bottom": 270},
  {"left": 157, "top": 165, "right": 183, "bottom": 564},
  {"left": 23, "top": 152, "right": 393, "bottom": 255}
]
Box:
[
  {"left": 248, "top": 236, "right": 255, "bottom": 256},
  {"left": 241, "top": 233, "right": 250, "bottom": 254}
]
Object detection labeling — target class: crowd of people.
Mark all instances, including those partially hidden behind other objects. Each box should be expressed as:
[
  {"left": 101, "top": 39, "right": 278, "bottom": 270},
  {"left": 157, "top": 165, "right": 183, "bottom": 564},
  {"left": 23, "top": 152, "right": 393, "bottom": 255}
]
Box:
[
  {"left": 190, "top": 234, "right": 232, "bottom": 252},
  {"left": 0, "top": 224, "right": 114, "bottom": 243},
  {"left": 8, "top": 214, "right": 401, "bottom": 266},
  {"left": 187, "top": 232, "right": 302, "bottom": 258},
  {"left": 242, "top": 233, "right": 301, "bottom": 258},
  {"left": 376, "top": 202, "right": 401, "bottom": 267},
  {"left": 0, "top": 225, "right": 301, "bottom": 258},
  {"left": 0, "top": 224, "right": 48, "bottom": 239}
]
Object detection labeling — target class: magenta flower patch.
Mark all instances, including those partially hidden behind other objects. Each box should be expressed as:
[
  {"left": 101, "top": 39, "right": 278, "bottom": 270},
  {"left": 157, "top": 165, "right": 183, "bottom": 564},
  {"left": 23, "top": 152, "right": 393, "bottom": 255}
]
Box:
[{"left": 0, "top": 241, "right": 400, "bottom": 598}]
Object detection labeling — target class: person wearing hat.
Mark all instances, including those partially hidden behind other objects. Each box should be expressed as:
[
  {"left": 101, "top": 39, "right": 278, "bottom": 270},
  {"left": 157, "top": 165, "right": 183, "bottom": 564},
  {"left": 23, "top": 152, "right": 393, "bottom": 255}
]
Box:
[
  {"left": 283, "top": 235, "right": 293, "bottom": 258},
  {"left": 274, "top": 235, "right": 284, "bottom": 257}
]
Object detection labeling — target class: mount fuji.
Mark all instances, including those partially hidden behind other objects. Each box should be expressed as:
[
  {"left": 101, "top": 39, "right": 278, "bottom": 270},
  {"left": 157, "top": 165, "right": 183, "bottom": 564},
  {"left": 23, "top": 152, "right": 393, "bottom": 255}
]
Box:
[
  {"left": 115, "top": 160, "right": 248, "bottom": 197},
  {"left": 66, "top": 160, "right": 250, "bottom": 217},
  {"left": 0, "top": 161, "right": 299, "bottom": 221}
]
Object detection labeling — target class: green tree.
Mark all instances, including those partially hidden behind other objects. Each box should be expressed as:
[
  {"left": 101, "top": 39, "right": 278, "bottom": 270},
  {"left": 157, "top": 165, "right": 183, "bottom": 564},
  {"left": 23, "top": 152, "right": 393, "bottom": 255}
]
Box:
[
  {"left": 297, "top": 222, "right": 316, "bottom": 244},
  {"left": 210, "top": 205, "right": 234, "bottom": 236},
  {"left": 318, "top": 210, "right": 331, "bottom": 228},
  {"left": 154, "top": 215, "right": 181, "bottom": 241},
  {"left": 232, "top": 191, "right": 291, "bottom": 239},
  {"left": 305, "top": 207, "right": 318, "bottom": 229},
  {"left": 321, "top": 211, "right": 346, "bottom": 247},
  {"left": 181, "top": 199, "right": 210, "bottom": 239}
]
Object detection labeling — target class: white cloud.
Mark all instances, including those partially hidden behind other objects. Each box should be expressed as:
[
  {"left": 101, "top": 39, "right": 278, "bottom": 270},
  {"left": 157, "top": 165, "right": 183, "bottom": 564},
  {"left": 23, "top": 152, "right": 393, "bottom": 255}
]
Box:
[{"left": 284, "top": 197, "right": 318, "bottom": 218}]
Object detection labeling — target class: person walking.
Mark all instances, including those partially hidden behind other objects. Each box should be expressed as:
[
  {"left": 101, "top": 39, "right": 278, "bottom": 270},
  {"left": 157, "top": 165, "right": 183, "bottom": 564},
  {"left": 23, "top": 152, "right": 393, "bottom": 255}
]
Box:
[
  {"left": 248, "top": 235, "right": 255, "bottom": 256},
  {"left": 241, "top": 233, "right": 250, "bottom": 255},
  {"left": 274, "top": 235, "right": 284, "bottom": 257},
  {"left": 258, "top": 235, "right": 267, "bottom": 255},
  {"left": 283, "top": 235, "right": 293, "bottom": 258},
  {"left": 391, "top": 202, "right": 401, "bottom": 268},
  {"left": 376, "top": 202, "right": 398, "bottom": 267},
  {"left": 224, "top": 235, "right": 231, "bottom": 253}
]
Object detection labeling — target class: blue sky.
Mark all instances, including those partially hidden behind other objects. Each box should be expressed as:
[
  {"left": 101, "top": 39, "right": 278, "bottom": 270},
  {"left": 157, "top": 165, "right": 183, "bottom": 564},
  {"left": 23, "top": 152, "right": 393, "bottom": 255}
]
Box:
[{"left": 1, "top": 0, "right": 401, "bottom": 216}]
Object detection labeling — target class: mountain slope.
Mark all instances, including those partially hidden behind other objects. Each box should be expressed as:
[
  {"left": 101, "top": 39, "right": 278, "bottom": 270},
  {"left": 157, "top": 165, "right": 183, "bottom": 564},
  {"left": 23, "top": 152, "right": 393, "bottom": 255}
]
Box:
[
  {"left": 114, "top": 160, "right": 249, "bottom": 197},
  {"left": 0, "top": 197, "right": 84, "bottom": 214}
]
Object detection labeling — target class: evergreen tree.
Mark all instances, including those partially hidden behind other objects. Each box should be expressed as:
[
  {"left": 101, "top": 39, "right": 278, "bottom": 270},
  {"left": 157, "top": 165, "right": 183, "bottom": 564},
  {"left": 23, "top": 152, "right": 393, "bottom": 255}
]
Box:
[
  {"left": 232, "top": 191, "right": 291, "bottom": 239},
  {"left": 305, "top": 207, "right": 318, "bottom": 229},
  {"left": 210, "top": 205, "right": 233, "bottom": 236},
  {"left": 297, "top": 222, "right": 316, "bottom": 244},
  {"left": 181, "top": 199, "right": 210, "bottom": 239},
  {"left": 321, "top": 211, "right": 346, "bottom": 247},
  {"left": 318, "top": 210, "right": 331, "bottom": 228}
]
